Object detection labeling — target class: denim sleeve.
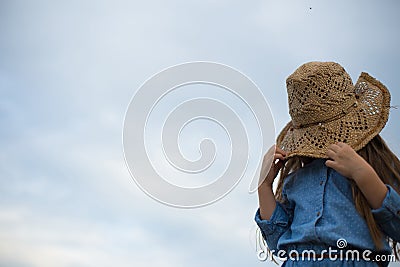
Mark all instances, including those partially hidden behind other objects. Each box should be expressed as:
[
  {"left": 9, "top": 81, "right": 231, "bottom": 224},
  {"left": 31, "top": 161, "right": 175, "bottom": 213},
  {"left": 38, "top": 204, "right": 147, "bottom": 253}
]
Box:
[
  {"left": 254, "top": 201, "right": 293, "bottom": 252},
  {"left": 371, "top": 185, "right": 400, "bottom": 242}
]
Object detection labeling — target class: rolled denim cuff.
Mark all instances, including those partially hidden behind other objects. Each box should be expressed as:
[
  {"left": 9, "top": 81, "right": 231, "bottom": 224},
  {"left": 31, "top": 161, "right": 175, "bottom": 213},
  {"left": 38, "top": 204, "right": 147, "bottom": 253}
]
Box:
[
  {"left": 254, "top": 202, "right": 289, "bottom": 236},
  {"left": 371, "top": 185, "right": 400, "bottom": 223}
]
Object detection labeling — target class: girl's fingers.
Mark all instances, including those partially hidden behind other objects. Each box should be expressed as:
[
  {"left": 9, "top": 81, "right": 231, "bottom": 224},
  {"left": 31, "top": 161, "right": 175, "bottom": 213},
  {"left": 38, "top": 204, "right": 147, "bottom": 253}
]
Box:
[
  {"left": 274, "top": 153, "right": 285, "bottom": 161},
  {"left": 328, "top": 143, "right": 340, "bottom": 152},
  {"left": 325, "top": 159, "right": 337, "bottom": 169},
  {"left": 273, "top": 154, "right": 285, "bottom": 165},
  {"left": 325, "top": 150, "right": 335, "bottom": 159},
  {"left": 275, "top": 146, "right": 287, "bottom": 156},
  {"left": 336, "top": 142, "right": 347, "bottom": 147}
]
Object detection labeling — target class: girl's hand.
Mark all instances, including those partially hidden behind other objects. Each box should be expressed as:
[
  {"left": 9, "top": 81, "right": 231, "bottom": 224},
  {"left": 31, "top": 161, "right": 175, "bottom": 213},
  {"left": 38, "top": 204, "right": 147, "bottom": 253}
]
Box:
[
  {"left": 325, "top": 142, "right": 371, "bottom": 181},
  {"left": 259, "top": 145, "right": 287, "bottom": 188}
]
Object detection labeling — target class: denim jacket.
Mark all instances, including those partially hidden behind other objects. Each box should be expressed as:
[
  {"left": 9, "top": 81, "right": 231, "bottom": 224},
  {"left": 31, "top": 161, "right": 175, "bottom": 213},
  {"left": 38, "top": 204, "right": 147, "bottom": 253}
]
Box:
[{"left": 255, "top": 159, "right": 400, "bottom": 260}]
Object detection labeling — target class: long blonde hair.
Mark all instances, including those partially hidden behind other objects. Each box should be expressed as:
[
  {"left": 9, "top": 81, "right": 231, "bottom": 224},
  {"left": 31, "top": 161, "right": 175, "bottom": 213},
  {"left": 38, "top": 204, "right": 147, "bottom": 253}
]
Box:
[{"left": 274, "top": 134, "right": 400, "bottom": 259}]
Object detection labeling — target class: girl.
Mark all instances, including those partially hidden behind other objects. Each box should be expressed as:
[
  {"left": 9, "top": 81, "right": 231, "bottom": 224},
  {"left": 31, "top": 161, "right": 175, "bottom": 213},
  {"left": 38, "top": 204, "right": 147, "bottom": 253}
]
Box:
[{"left": 255, "top": 62, "right": 400, "bottom": 266}]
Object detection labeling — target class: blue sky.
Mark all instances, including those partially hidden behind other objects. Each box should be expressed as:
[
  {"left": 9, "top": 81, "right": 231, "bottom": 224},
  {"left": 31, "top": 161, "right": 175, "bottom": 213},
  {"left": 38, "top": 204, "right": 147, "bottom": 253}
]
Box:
[{"left": 1, "top": 0, "right": 400, "bottom": 266}]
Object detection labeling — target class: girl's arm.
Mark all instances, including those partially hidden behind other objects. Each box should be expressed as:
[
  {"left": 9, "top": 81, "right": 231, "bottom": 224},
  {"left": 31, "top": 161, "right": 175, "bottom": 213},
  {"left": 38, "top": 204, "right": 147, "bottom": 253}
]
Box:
[
  {"left": 258, "top": 146, "right": 286, "bottom": 220},
  {"left": 326, "top": 142, "right": 400, "bottom": 242},
  {"left": 325, "top": 142, "right": 387, "bottom": 209},
  {"left": 255, "top": 146, "right": 293, "bottom": 251},
  {"left": 258, "top": 184, "right": 276, "bottom": 220}
]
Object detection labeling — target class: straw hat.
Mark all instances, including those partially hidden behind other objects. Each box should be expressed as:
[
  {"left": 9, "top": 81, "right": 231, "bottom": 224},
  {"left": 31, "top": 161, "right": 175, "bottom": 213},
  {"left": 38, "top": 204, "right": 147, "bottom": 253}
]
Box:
[{"left": 277, "top": 61, "right": 391, "bottom": 158}]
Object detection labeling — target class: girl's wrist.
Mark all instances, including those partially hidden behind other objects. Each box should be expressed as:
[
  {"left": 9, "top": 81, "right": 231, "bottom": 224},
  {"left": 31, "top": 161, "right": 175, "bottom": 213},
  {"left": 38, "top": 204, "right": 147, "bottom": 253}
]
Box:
[
  {"left": 348, "top": 156, "right": 373, "bottom": 181},
  {"left": 258, "top": 182, "right": 273, "bottom": 193},
  {"left": 351, "top": 161, "right": 384, "bottom": 190},
  {"left": 350, "top": 162, "right": 388, "bottom": 209},
  {"left": 258, "top": 183, "right": 272, "bottom": 191},
  {"left": 351, "top": 162, "right": 374, "bottom": 184}
]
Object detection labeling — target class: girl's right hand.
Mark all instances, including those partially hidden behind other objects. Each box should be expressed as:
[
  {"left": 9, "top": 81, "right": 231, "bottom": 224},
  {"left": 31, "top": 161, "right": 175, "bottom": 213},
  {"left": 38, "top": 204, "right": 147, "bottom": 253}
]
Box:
[{"left": 259, "top": 145, "right": 287, "bottom": 189}]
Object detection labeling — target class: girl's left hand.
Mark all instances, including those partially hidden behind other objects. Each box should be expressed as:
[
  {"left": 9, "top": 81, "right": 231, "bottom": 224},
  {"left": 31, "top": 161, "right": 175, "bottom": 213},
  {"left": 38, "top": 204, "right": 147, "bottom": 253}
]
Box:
[{"left": 325, "top": 142, "right": 371, "bottom": 180}]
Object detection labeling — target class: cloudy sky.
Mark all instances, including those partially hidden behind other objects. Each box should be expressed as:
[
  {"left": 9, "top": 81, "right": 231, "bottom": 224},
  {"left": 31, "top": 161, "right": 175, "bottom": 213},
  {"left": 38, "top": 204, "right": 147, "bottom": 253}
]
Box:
[{"left": 1, "top": 0, "right": 400, "bottom": 266}]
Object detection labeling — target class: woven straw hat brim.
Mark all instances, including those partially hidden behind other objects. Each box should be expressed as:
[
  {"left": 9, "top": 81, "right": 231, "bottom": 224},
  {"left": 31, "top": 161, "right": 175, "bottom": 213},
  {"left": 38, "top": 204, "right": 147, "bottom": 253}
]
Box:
[{"left": 277, "top": 72, "right": 391, "bottom": 159}]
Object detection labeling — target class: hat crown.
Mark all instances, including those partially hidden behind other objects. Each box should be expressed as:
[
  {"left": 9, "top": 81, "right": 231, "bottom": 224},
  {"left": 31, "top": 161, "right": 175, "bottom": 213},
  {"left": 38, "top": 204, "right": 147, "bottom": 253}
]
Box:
[{"left": 286, "top": 62, "right": 356, "bottom": 128}]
